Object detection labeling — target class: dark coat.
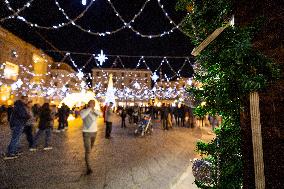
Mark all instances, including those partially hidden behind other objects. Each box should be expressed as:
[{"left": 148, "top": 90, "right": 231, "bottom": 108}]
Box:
[
  {"left": 10, "top": 100, "right": 30, "bottom": 128},
  {"left": 38, "top": 108, "right": 52, "bottom": 130},
  {"left": 160, "top": 106, "right": 169, "bottom": 119}
]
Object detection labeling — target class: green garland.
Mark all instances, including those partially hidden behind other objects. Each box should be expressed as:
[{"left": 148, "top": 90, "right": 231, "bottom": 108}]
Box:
[{"left": 176, "top": 0, "right": 279, "bottom": 188}]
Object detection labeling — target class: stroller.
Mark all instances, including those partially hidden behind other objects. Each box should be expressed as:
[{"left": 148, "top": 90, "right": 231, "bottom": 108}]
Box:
[{"left": 134, "top": 115, "right": 153, "bottom": 137}]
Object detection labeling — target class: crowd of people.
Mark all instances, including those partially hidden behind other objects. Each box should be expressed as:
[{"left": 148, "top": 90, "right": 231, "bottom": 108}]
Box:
[
  {"left": 0, "top": 97, "right": 220, "bottom": 174},
  {"left": 0, "top": 96, "right": 73, "bottom": 159},
  {"left": 116, "top": 103, "right": 196, "bottom": 130}
]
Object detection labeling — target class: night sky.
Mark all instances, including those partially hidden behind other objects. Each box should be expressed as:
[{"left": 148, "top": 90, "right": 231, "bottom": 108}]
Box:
[{"left": 0, "top": 0, "right": 194, "bottom": 78}]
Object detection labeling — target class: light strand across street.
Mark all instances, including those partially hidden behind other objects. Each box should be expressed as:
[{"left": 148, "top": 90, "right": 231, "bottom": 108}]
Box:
[
  {"left": 2, "top": 0, "right": 95, "bottom": 29},
  {"left": 1, "top": 0, "right": 188, "bottom": 38},
  {"left": 0, "top": 0, "right": 35, "bottom": 22}
]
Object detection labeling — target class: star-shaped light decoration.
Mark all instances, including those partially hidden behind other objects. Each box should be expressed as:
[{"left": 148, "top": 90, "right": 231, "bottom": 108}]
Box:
[
  {"left": 82, "top": 0, "right": 86, "bottom": 5},
  {"left": 77, "top": 70, "right": 84, "bottom": 80},
  {"left": 15, "top": 79, "right": 23, "bottom": 87},
  {"left": 151, "top": 72, "right": 159, "bottom": 83},
  {"left": 95, "top": 50, "right": 108, "bottom": 66}
]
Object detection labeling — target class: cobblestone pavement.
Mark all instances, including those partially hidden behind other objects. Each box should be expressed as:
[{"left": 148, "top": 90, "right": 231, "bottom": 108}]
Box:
[{"left": 0, "top": 116, "right": 213, "bottom": 189}]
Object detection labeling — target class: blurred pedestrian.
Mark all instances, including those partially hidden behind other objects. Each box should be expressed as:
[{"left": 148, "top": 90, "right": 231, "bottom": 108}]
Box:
[
  {"left": 57, "top": 104, "right": 67, "bottom": 132},
  {"left": 161, "top": 103, "right": 169, "bottom": 130},
  {"left": 120, "top": 107, "right": 127, "bottom": 128},
  {"left": 30, "top": 103, "right": 53, "bottom": 151},
  {"left": 105, "top": 102, "right": 115, "bottom": 139},
  {"left": 80, "top": 100, "right": 102, "bottom": 175},
  {"left": 23, "top": 101, "right": 35, "bottom": 149},
  {"left": 4, "top": 96, "right": 30, "bottom": 160}
]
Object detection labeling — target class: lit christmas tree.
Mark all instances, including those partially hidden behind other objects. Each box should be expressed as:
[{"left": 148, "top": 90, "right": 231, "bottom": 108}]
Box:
[{"left": 104, "top": 74, "right": 116, "bottom": 105}]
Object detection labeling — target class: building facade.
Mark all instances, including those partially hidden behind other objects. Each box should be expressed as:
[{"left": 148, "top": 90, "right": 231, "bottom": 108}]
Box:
[
  {"left": 48, "top": 62, "right": 82, "bottom": 105},
  {"left": 0, "top": 27, "right": 53, "bottom": 105},
  {"left": 92, "top": 68, "right": 152, "bottom": 90},
  {"left": 92, "top": 68, "right": 152, "bottom": 106}
]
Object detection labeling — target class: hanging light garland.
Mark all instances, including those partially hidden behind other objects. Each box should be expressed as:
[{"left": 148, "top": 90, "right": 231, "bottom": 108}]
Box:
[
  {"left": 1, "top": 0, "right": 187, "bottom": 38},
  {"left": 2, "top": 0, "right": 95, "bottom": 29},
  {"left": 106, "top": 0, "right": 185, "bottom": 38},
  {"left": 0, "top": 51, "right": 193, "bottom": 102},
  {"left": 0, "top": 0, "right": 35, "bottom": 22}
]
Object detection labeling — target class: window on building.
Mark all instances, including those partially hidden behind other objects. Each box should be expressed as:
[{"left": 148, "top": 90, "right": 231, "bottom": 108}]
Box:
[
  {"left": 4, "top": 61, "right": 19, "bottom": 81},
  {"left": 121, "top": 73, "right": 124, "bottom": 77},
  {"left": 145, "top": 73, "right": 148, "bottom": 77},
  {"left": 33, "top": 54, "right": 47, "bottom": 83},
  {"left": 137, "top": 73, "right": 141, "bottom": 77},
  {"left": 96, "top": 72, "right": 100, "bottom": 76}
]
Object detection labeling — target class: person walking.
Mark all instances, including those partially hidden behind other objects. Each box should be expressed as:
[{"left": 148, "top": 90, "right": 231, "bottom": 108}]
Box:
[
  {"left": 23, "top": 101, "right": 35, "bottom": 149},
  {"left": 4, "top": 96, "right": 30, "bottom": 159},
  {"left": 63, "top": 104, "right": 70, "bottom": 130},
  {"left": 161, "top": 103, "right": 169, "bottom": 130},
  {"left": 178, "top": 104, "right": 185, "bottom": 127},
  {"left": 105, "top": 102, "right": 115, "bottom": 139},
  {"left": 30, "top": 103, "right": 53, "bottom": 151},
  {"left": 57, "top": 104, "right": 67, "bottom": 132},
  {"left": 120, "top": 107, "right": 127, "bottom": 128},
  {"left": 173, "top": 105, "right": 179, "bottom": 126},
  {"left": 80, "top": 100, "right": 102, "bottom": 175},
  {"left": 133, "top": 104, "right": 139, "bottom": 124}
]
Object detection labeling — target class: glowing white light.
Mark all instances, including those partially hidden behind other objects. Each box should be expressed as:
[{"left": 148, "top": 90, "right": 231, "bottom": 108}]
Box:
[
  {"left": 82, "top": 0, "right": 86, "bottom": 6},
  {"left": 187, "top": 78, "right": 193, "bottom": 85},
  {"left": 77, "top": 70, "right": 84, "bottom": 80},
  {"left": 11, "top": 83, "right": 18, "bottom": 90},
  {"left": 62, "top": 86, "right": 67, "bottom": 93},
  {"left": 133, "top": 82, "right": 141, "bottom": 89},
  {"left": 151, "top": 72, "right": 159, "bottom": 82},
  {"left": 15, "top": 79, "right": 23, "bottom": 87},
  {"left": 47, "top": 88, "right": 55, "bottom": 95},
  {"left": 230, "top": 15, "right": 235, "bottom": 26},
  {"left": 95, "top": 50, "right": 108, "bottom": 66}
]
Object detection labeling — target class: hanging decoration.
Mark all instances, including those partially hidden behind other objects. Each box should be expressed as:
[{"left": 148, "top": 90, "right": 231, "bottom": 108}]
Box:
[
  {"left": 82, "top": 0, "right": 87, "bottom": 6},
  {"left": 95, "top": 50, "right": 108, "bottom": 66},
  {"left": 151, "top": 72, "right": 159, "bottom": 82},
  {"left": 1, "top": 0, "right": 187, "bottom": 38}
]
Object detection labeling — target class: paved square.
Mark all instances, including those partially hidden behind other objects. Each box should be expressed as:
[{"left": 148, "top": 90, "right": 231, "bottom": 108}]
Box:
[{"left": 0, "top": 116, "right": 212, "bottom": 189}]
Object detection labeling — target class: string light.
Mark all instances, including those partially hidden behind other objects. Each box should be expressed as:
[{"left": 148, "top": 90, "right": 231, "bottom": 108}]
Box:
[
  {"left": 0, "top": 0, "right": 34, "bottom": 22},
  {"left": 2, "top": 0, "right": 187, "bottom": 38},
  {"left": 2, "top": 0, "right": 95, "bottom": 29},
  {"left": 107, "top": 0, "right": 185, "bottom": 38}
]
